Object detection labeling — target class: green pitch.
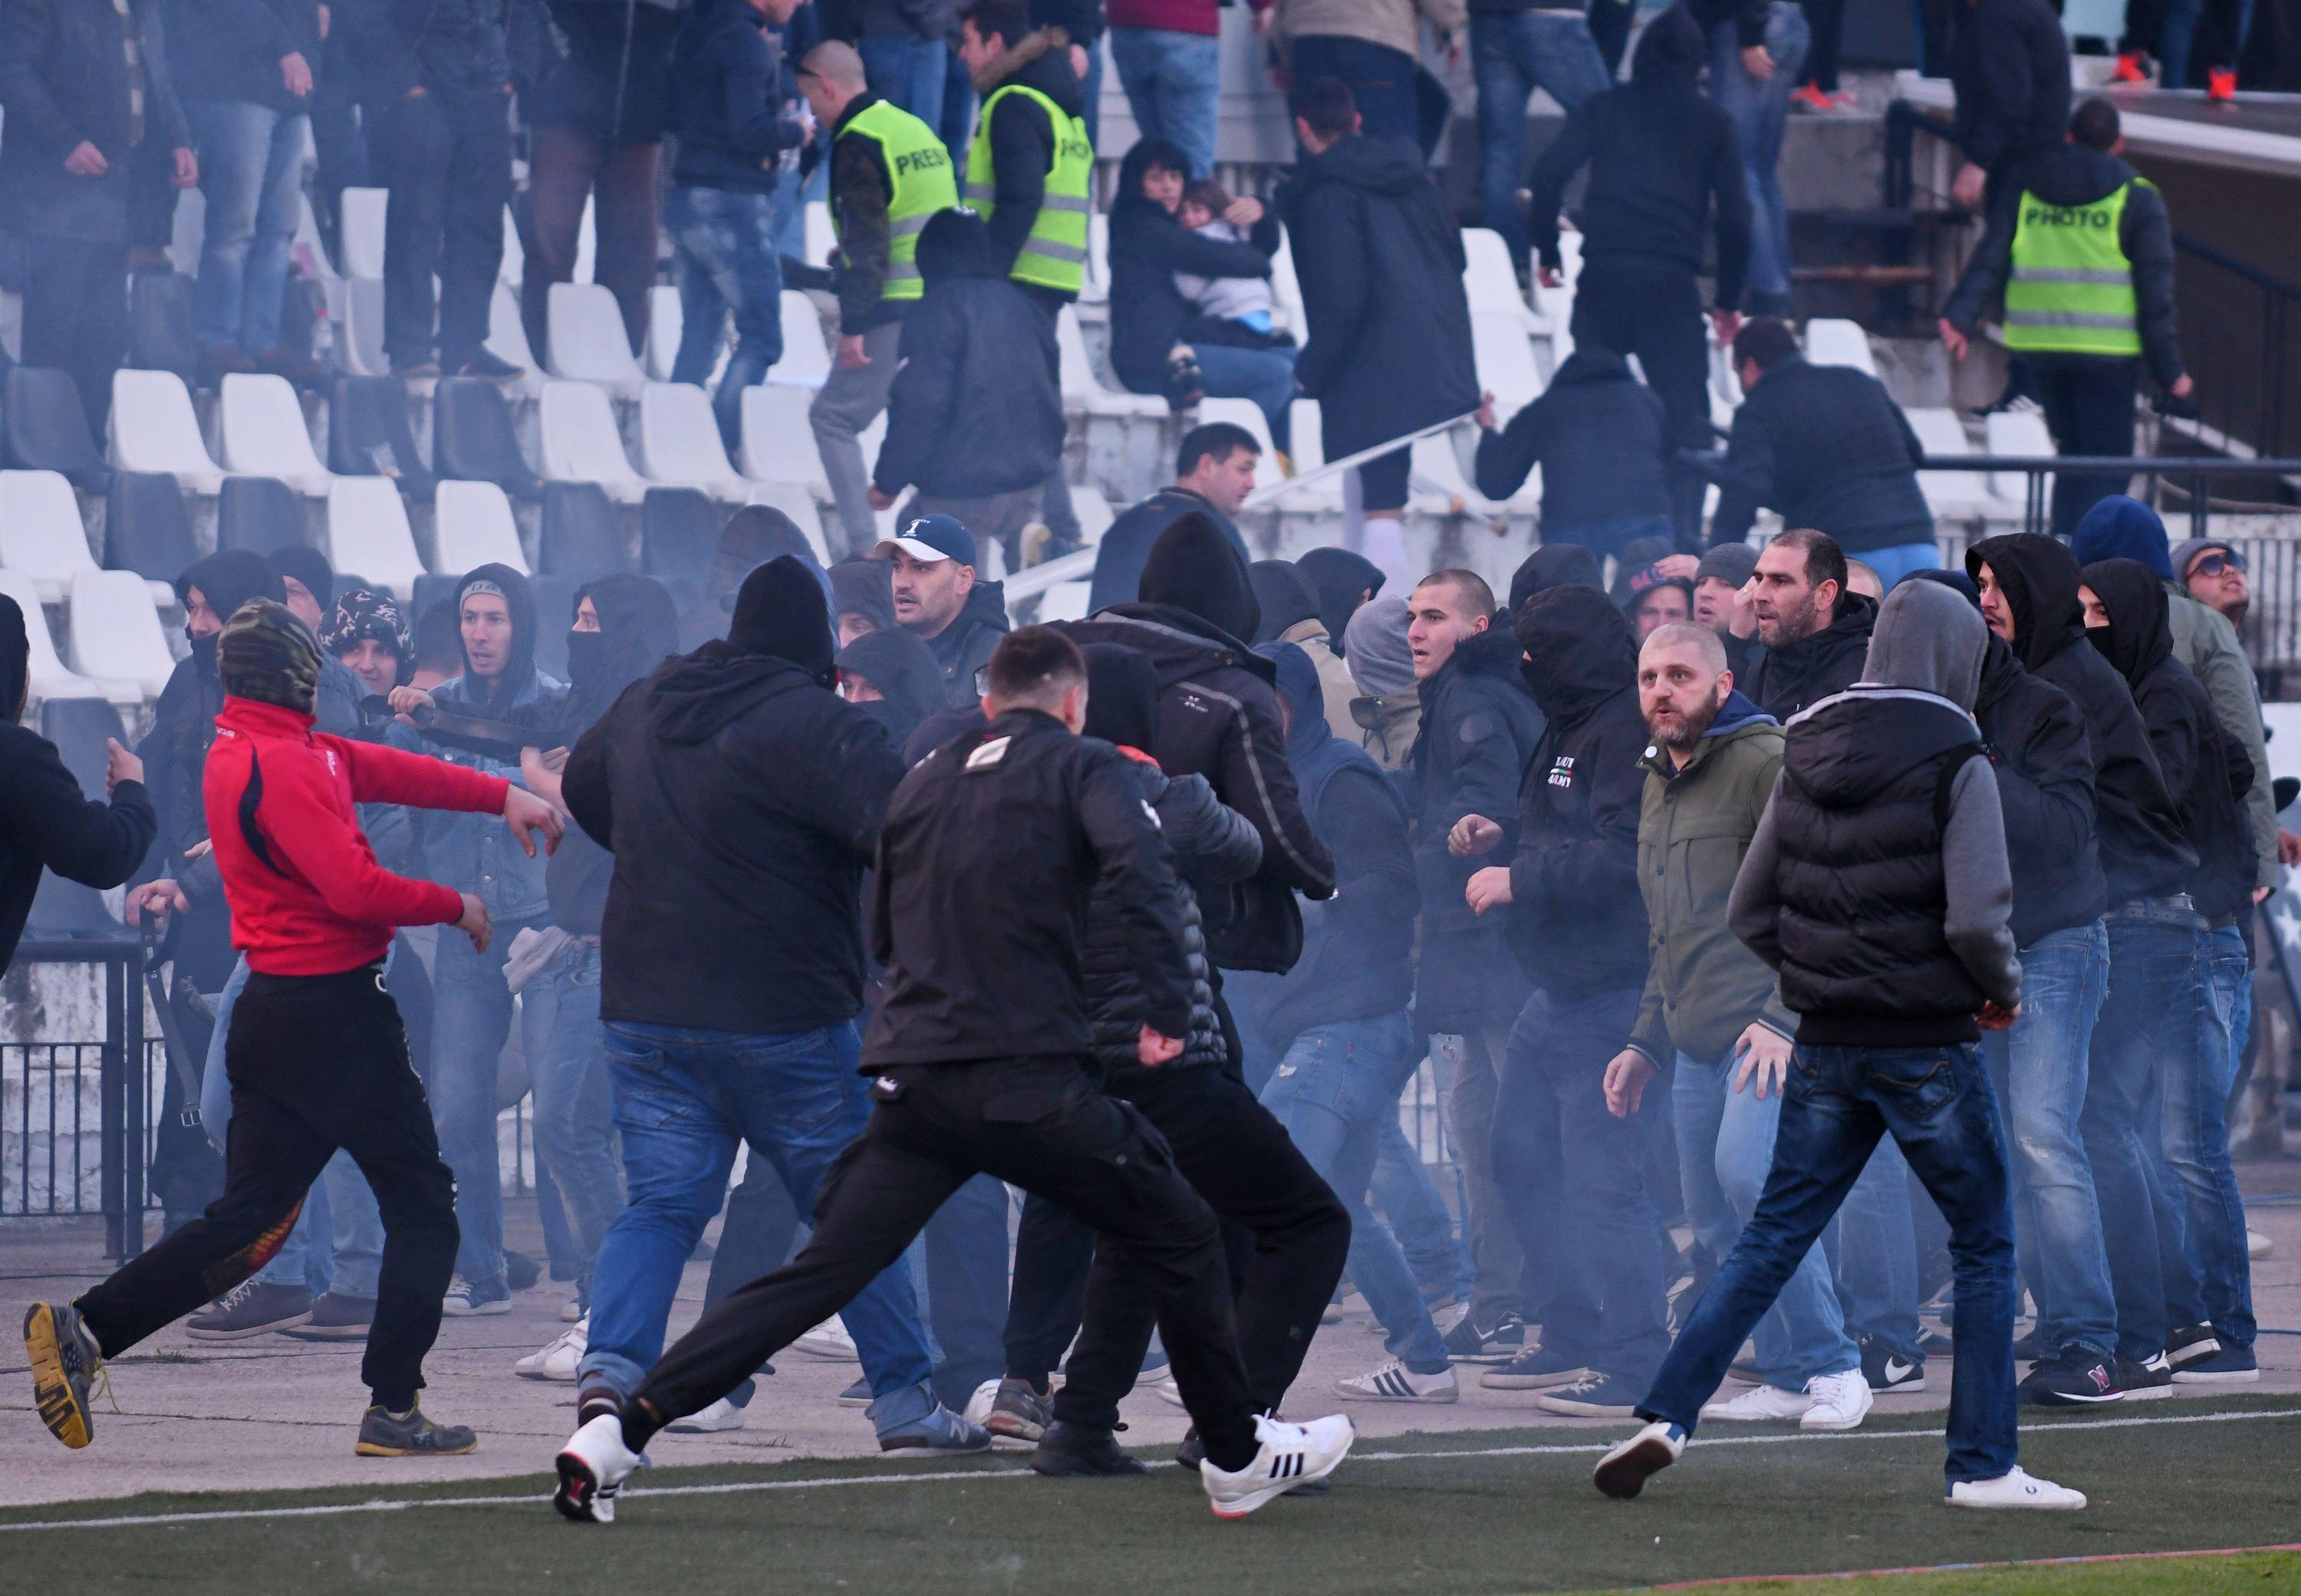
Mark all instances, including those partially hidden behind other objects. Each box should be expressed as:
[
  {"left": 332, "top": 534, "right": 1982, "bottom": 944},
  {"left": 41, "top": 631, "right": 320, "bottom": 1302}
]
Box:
[{"left": 6, "top": 1397, "right": 2299, "bottom": 1594}]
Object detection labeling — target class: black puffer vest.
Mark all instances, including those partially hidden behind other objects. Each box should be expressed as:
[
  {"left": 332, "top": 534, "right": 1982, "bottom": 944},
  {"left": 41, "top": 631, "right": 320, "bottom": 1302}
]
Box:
[
  {"left": 1084, "top": 762, "right": 1233, "bottom": 1071},
  {"left": 1773, "top": 690, "right": 1987, "bottom": 1041}
]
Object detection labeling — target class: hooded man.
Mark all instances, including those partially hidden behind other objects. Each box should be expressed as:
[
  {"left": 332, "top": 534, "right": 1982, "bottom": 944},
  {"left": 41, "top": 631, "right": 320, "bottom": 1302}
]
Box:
[
  {"left": 830, "top": 557, "right": 900, "bottom": 646},
  {"left": 0, "top": 593, "right": 155, "bottom": 979},
  {"left": 558, "top": 557, "right": 983, "bottom": 1459},
  {"left": 1506, "top": 543, "right": 1604, "bottom": 618},
  {"left": 386, "top": 561, "right": 565, "bottom": 1315},
  {"left": 1064, "top": 512, "right": 1337, "bottom": 974},
  {"left": 2078, "top": 558, "right": 2260, "bottom": 1387},
  {"left": 1402, "top": 568, "right": 1546, "bottom": 1365},
  {"left": 836, "top": 624, "right": 947, "bottom": 752},
  {"left": 1524, "top": 5, "right": 1752, "bottom": 542},
  {"left": 1600, "top": 621, "right": 1868, "bottom": 1433},
  {"left": 1343, "top": 596, "right": 1421, "bottom": 771},
  {"left": 1249, "top": 558, "right": 1360, "bottom": 742},
  {"left": 1745, "top": 530, "right": 1878, "bottom": 722},
  {"left": 1299, "top": 546, "right": 1386, "bottom": 646},
  {"left": 1454, "top": 584, "right": 1661, "bottom": 1413},
  {"left": 28, "top": 601, "right": 565, "bottom": 1463},
  {"left": 1472, "top": 347, "right": 1675, "bottom": 561},
  {"left": 1599, "top": 580, "right": 2086, "bottom": 1513},
  {"left": 2069, "top": 495, "right": 2278, "bottom": 900},
  {"left": 324, "top": 587, "right": 415, "bottom": 697}
]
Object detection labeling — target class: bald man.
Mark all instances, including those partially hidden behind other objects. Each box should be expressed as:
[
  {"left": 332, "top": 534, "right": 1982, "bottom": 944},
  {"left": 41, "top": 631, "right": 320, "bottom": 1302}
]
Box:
[{"left": 802, "top": 41, "right": 961, "bottom": 558}]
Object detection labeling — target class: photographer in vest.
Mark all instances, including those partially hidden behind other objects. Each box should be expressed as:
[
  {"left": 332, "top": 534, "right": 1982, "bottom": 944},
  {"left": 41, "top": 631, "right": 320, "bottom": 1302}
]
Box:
[
  {"left": 802, "top": 42, "right": 962, "bottom": 561},
  {"left": 1937, "top": 97, "right": 2192, "bottom": 536}
]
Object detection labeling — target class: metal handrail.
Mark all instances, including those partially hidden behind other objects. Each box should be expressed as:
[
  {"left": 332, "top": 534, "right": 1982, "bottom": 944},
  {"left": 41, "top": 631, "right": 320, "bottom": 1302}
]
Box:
[{"left": 1921, "top": 453, "right": 2301, "bottom": 539}]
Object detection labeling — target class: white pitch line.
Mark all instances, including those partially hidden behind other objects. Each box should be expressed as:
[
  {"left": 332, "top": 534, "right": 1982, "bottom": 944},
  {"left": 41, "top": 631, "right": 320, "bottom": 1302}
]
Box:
[{"left": 3, "top": 1404, "right": 2296, "bottom": 1535}]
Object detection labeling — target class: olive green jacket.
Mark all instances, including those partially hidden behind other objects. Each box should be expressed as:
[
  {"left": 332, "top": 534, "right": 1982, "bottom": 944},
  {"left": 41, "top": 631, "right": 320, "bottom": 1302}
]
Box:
[{"left": 2165, "top": 583, "right": 2277, "bottom": 892}]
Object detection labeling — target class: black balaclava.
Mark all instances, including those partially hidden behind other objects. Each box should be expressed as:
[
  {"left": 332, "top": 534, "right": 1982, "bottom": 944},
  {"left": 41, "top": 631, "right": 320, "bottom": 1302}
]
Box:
[
  {"left": 2079, "top": 557, "right": 2177, "bottom": 689},
  {"left": 568, "top": 574, "right": 680, "bottom": 725},
  {"left": 1295, "top": 547, "right": 1385, "bottom": 643},
  {"left": 1516, "top": 583, "right": 1638, "bottom": 722},
  {"left": 1080, "top": 642, "right": 1163, "bottom": 753},
  {"left": 178, "top": 550, "right": 288, "bottom": 672},
  {"left": 1248, "top": 559, "right": 1322, "bottom": 644},
  {"left": 729, "top": 555, "right": 836, "bottom": 683},
  {"left": 0, "top": 592, "right": 28, "bottom": 723},
  {"left": 836, "top": 624, "right": 946, "bottom": 750},
  {"left": 453, "top": 562, "right": 539, "bottom": 705},
  {"left": 1138, "top": 511, "right": 1261, "bottom": 643},
  {"left": 1507, "top": 544, "right": 1603, "bottom": 618},
  {"left": 218, "top": 600, "right": 323, "bottom": 715}
]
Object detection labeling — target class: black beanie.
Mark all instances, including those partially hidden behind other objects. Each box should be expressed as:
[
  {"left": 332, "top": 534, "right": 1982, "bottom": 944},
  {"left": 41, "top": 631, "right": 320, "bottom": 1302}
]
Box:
[
  {"left": 729, "top": 555, "right": 835, "bottom": 681},
  {"left": 269, "top": 545, "right": 335, "bottom": 614},
  {"left": 219, "top": 599, "right": 323, "bottom": 714},
  {"left": 1080, "top": 642, "right": 1163, "bottom": 753},
  {"left": 1139, "top": 512, "right": 1260, "bottom": 644}
]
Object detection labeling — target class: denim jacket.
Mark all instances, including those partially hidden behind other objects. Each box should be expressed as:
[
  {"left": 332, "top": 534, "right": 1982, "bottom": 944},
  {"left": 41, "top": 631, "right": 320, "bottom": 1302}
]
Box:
[{"left": 389, "top": 666, "right": 564, "bottom": 924}]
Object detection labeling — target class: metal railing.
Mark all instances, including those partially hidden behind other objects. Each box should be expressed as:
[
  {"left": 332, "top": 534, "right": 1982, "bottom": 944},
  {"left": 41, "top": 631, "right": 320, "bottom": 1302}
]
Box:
[{"left": 2, "top": 940, "right": 149, "bottom": 1256}]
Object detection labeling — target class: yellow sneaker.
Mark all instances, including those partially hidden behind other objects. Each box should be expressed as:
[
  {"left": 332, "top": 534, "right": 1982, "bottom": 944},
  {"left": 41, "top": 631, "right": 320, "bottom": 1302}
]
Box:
[{"left": 24, "top": 1301, "right": 107, "bottom": 1450}]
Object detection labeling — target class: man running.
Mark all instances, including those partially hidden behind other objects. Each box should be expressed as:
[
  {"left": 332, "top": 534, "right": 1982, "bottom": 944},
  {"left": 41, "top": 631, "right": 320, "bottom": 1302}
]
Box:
[{"left": 26, "top": 601, "right": 563, "bottom": 1457}]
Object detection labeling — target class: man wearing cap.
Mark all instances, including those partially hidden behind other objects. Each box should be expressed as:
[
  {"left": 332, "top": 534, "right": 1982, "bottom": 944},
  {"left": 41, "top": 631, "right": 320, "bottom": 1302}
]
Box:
[
  {"left": 1692, "top": 544, "right": 1763, "bottom": 679},
  {"left": 875, "top": 513, "right": 1012, "bottom": 709},
  {"left": 26, "top": 600, "right": 565, "bottom": 1460}
]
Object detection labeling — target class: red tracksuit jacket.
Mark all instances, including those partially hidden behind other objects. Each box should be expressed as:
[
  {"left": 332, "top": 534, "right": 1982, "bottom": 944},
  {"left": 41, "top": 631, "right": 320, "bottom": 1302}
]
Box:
[{"left": 203, "top": 696, "right": 510, "bottom": 976}]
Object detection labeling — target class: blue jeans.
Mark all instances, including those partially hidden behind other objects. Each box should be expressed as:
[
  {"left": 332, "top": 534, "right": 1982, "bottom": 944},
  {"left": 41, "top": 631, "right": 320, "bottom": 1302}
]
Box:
[
  {"left": 918, "top": 1173, "right": 1012, "bottom": 1410},
  {"left": 858, "top": 33, "right": 946, "bottom": 132},
  {"left": 1980, "top": 920, "right": 2115, "bottom": 1359},
  {"left": 1289, "top": 35, "right": 1420, "bottom": 145},
  {"left": 188, "top": 100, "right": 309, "bottom": 356},
  {"left": 1860, "top": 540, "right": 1944, "bottom": 590},
  {"left": 1472, "top": 11, "right": 1612, "bottom": 268},
  {"left": 428, "top": 919, "right": 547, "bottom": 1293},
  {"left": 528, "top": 941, "right": 623, "bottom": 1310},
  {"left": 667, "top": 185, "right": 784, "bottom": 450},
  {"left": 1707, "top": 5, "right": 1809, "bottom": 312},
  {"left": 937, "top": 46, "right": 975, "bottom": 164},
  {"left": 1644, "top": 1042, "right": 2019, "bottom": 1487},
  {"left": 2161, "top": 923, "right": 2255, "bottom": 1348},
  {"left": 199, "top": 956, "right": 384, "bottom": 1298},
  {"left": 1109, "top": 28, "right": 1223, "bottom": 178},
  {"left": 1831, "top": 1137, "right": 1922, "bottom": 1359},
  {"left": 1670, "top": 1047, "right": 1858, "bottom": 1390},
  {"left": 1260, "top": 1012, "right": 1452, "bottom": 1373},
  {"left": 1193, "top": 342, "right": 1298, "bottom": 454},
  {"left": 1370, "top": 1114, "right": 1472, "bottom": 1305},
  {"left": 1493, "top": 987, "right": 1668, "bottom": 1383},
  {"left": 1545, "top": 512, "right": 1675, "bottom": 566},
  {"left": 580, "top": 1019, "right": 935, "bottom": 1420},
  {"left": 2082, "top": 903, "right": 2201, "bottom": 1360}
]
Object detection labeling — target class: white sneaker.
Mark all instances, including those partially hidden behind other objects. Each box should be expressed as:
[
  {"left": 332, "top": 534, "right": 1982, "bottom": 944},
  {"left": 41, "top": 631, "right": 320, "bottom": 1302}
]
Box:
[
  {"left": 1335, "top": 1360, "right": 1459, "bottom": 1403},
  {"left": 1947, "top": 1466, "right": 2087, "bottom": 1511},
  {"left": 1800, "top": 1368, "right": 1873, "bottom": 1432},
  {"left": 667, "top": 1397, "right": 747, "bottom": 1434},
  {"left": 1592, "top": 1420, "right": 1684, "bottom": 1499},
  {"left": 963, "top": 1377, "right": 1002, "bottom": 1427},
  {"left": 2249, "top": 1228, "right": 2273, "bottom": 1260},
  {"left": 792, "top": 1318, "right": 858, "bottom": 1360},
  {"left": 554, "top": 1413, "right": 643, "bottom": 1524},
  {"left": 1200, "top": 1413, "right": 1355, "bottom": 1519},
  {"left": 1700, "top": 1382, "right": 1810, "bottom": 1422},
  {"left": 515, "top": 1316, "right": 588, "bottom": 1381}
]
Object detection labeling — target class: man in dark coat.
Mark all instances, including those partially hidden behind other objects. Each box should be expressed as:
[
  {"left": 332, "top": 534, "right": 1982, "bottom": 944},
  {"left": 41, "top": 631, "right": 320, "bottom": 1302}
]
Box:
[
  {"left": 1472, "top": 349, "right": 1674, "bottom": 562},
  {"left": 1088, "top": 421, "right": 1259, "bottom": 614},
  {"left": 0, "top": 595, "right": 156, "bottom": 978},
  {"left": 1947, "top": 0, "right": 2071, "bottom": 211},
  {"left": 1277, "top": 77, "right": 1476, "bottom": 544},
  {"left": 1746, "top": 530, "right": 1878, "bottom": 722}
]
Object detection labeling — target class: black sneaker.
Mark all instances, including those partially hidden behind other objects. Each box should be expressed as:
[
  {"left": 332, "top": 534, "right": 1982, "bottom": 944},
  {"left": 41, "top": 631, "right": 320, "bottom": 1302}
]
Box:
[
  {"left": 1175, "top": 1427, "right": 1205, "bottom": 1469},
  {"left": 985, "top": 1377, "right": 1053, "bottom": 1443},
  {"left": 456, "top": 349, "right": 526, "bottom": 382},
  {"left": 23, "top": 1301, "right": 106, "bottom": 1450},
  {"left": 187, "top": 1280, "right": 313, "bottom": 1341},
  {"left": 1480, "top": 1344, "right": 1592, "bottom": 1390},
  {"left": 2171, "top": 1345, "right": 2260, "bottom": 1384},
  {"left": 2011, "top": 1327, "right": 2045, "bottom": 1362},
  {"left": 2115, "top": 1352, "right": 2174, "bottom": 1399},
  {"left": 2165, "top": 1322, "right": 2222, "bottom": 1370},
  {"left": 1859, "top": 1335, "right": 1927, "bottom": 1394},
  {"left": 1029, "top": 1420, "right": 1146, "bottom": 1476},
  {"left": 2017, "top": 1350, "right": 2122, "bottom": 1407},
  {"left": 355, "top": 1403, "right": 477, "bottom": 1456},
  {"left": 1917, "top": 1326, "right": 1954, "bottom": 1360},
  {"left": 280, "top": 1292, "right": 376, "bottom": 1341},
  {"left": 1443, "top": 1311, "right": 1526, "bottom": 1364}
]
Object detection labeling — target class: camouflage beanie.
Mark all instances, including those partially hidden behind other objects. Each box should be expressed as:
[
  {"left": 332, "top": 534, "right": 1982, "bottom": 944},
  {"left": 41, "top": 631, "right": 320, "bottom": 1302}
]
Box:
[{"left": 219, "top": 599, "right": 322, "bottom": 715}]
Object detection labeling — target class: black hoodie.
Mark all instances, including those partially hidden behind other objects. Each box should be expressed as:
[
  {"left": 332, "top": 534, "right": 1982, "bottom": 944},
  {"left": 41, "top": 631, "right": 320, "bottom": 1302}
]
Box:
[
  {"left": 1968, "top": 535, "right": 2191, "bottom": 905},
  {"left": 1507, "top": 544, "right": 1603, "bottom": 617},
  {"left": 1524, "top": 8, "right": 1751, "bottom": 310},
  {"left": 1748, "top": 591, "right": 1877, "bottom": 722},
  {"left": 1474, "top": 347, "right": 1673, "bottom": 527},
  {"left": 2080, "top": 558, "right": 2255, "bottom": 922},
  {"left": 837, "top": 624, "right": 946, "bottom": 752},
  {"left": 1503, "top": 586, "right": 1651, "bottom": 995},
  {"left": 1409, "top": 625, "right": 1546, "bottom": 1031},
  {"left": 1974, "top": 631, "right": 2108, "bottom": 947},
  {"left": 1941, "top": 143, "right": 2184, "bottom": 390},
  {"left": 1277, "top": 132, "right": 1478, "bottom": 460},
  {"left": 562, "top": 563, "right": 907, "bottom": 1032},
  {"left": 1107, "top": 137, "right": 1282, "bottom": 396},
  {"left": 919, "top": 577, "right": 1012, "bottom": 709},
  {"left": 1297, "top": 547, "right": 1386, "bottom": 643},
  {"left": 1088, "top": 487, "right": 1250, "bottom": 616}
]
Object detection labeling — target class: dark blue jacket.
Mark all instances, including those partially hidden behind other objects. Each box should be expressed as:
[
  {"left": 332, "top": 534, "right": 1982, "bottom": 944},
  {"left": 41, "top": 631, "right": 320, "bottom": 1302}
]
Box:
[
  {"left": 166, "top": 0, "right": 320, "bottom": 110},
  {"left": 670, "top": 0, "right": 804, "bottom": 194}
]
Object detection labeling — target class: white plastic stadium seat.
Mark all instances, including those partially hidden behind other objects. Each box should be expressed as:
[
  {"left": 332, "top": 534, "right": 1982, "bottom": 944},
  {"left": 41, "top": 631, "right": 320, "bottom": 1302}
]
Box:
[
  {"left": 325, "top": 479, "right": 426, "bottom": 600},
  {"left": 805, "top": 199, "right": 835, "bottom": 267},
  {"left": 338, "top": 277, "right": 390, "bottom": 377},
  {"left": 1903, "top": 406, "right": 2003, "bottom": 514},
  {"left": 546, "top": 281, "right": 647, "bottom": 398},
  {"left": 1057, "top": 308, "right": 1160, "bottom": 416},
  {"left": 1461, "top": 229, "right": 1532, "bottom": 325},
  {"left": 109, "top": 369, "right": 227, "bottom": 494},
  {"left": 0, "top": 571, "right": 110, "bottom": 702},
  {"left": 1071, "top": 484, "right": 1114, "bottom": 546},
  {"left": 739, "top": 383, "right": 831, "bottom": 491},
  {"left": 1471, "top": 311, "right": 1543, "bottom": 417},
  {"left": 645, "top": 285, "right": 683, "bottom": 382},
  {"left": 637, "top": 381, "right": 757, "bottom": 501},
  {"left": 482, "top": 281, "right": 541, "bottom": 388},
  {"left": 772, "top": 291, "right": 832, "bottom": 388},
  {"left": 433, "top": 479, "right": 532, "bottom": 576},
  {"left": 1270, "top": 235, "right": 1305, "bottom": 331},
  {"left": 574, "top": 193, "right": 597, "bottom": 284},
  {"left": 340, "top": 186, "right": 388, "bottom": 279},
  {"left": 1083, "top": 212, "right": 1111, "bottom": 305},
  {"left": 168, "top": 186, "right": 206, "bottom": 278},
  {"left": 0, "top": 470, "right": 100, "bottom": 603},
  {"left": 1803, "top": 318, "right": 1879, "bottom": 379},
  {"left": 1985, "top": 410, "right": 2058, "bottom": 505},
  {"left": 67, "top": 570, "right": 176, "bottom": 699},
  {"left": 538, "top": 380, "right": 649, "bottom": 505},
  {"left": 499, "top": 204, "right": 524, "bottom": 288},
  {"left": 219, "top": 372, "right": 333, "bottom": 495}
]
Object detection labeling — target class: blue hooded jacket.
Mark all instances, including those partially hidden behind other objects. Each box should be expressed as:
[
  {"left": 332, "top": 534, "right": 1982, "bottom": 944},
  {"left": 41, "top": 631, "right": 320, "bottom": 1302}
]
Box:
[{"left": 2069, "top": 495, "right": 2174, "bottom": 580}]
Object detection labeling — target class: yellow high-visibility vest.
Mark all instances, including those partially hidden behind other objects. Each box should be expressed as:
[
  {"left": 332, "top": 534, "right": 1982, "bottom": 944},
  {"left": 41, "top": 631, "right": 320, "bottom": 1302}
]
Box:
[
  {"left": 963, "top": 82, "right": 1091, "bottom": 295},
  {"left": 834, "top": 99, "right": 957, "bottom": 304},
  {"left": 2003, "top": 180, "right": 2145, "bottom": 358}
]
